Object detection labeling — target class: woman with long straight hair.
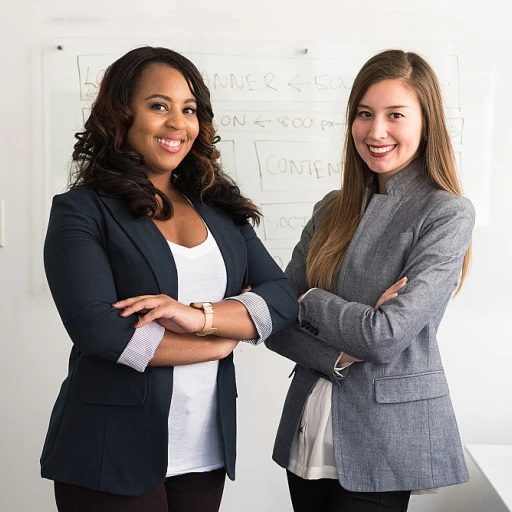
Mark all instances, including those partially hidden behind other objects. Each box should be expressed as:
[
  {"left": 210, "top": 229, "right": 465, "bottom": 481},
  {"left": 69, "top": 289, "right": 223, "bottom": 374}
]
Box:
[{"left": 266, "top": 49, "right": 474, "bottom": 512}]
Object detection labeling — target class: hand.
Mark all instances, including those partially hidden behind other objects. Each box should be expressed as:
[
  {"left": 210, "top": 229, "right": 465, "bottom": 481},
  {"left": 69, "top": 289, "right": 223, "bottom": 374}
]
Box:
[
  {"left": 113, "top": 294, "right": 205, "bottom": 333},
  {"left": 375, "top": 277, "right": 408, "bottom": 309}
]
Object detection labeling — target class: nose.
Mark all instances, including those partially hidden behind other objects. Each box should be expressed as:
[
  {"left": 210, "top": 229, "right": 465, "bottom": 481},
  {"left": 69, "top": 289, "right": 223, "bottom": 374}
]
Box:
[
  {"left": 165, "top": 109, "right": 186, "bottom": 130},
  {"left": 368, "top": 117, "right": 388, "bottom": 140}
]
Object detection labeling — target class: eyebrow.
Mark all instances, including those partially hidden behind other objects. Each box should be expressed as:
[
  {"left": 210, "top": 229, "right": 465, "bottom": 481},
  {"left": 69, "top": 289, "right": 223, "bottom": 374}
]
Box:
[
  {"left": 358, "top": 103, "right": 411, "bottom": 109},
  {"left": 144, "top": 94, "right": 197, "bottom": 104}
]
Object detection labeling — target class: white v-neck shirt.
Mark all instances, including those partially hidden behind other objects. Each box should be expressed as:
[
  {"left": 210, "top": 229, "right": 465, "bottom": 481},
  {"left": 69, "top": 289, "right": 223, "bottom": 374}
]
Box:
[{"left": 165, "top": 228, "right": 227, "bottom": 477}]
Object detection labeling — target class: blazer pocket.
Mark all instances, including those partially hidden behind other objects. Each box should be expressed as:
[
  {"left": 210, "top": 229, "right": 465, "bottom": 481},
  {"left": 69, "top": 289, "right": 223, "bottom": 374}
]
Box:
[
  {"left": 80, "top": 371, "right": 148, "bottom": 406},
  {"left": 374, "top": 371, "right": 449, "bottom": 404}
]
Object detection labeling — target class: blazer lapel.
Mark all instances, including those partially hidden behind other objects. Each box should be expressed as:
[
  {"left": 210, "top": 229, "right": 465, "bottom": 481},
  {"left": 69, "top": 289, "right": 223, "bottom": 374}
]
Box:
[
  {"left": 187, "top": 196, "right": 244, "bottom": 298},
  {"left": 335, "top": 159, "right": 426, "bottom": 295},
  {"left": 336, "top": 193, "right": 406, "bottom": 295},
  {"left": 99, "top": 192, "right": 178, "bottom": 298}
]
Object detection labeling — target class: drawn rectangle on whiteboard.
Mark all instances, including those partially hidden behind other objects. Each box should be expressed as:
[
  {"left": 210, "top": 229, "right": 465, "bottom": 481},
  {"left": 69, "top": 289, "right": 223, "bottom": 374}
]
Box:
[
  {"left": 75, "top": 52, "right": 461, "bottom": 107},
  {"left": 261, "top": 203, "right": 314, "bottom": 241},
  {"left": 430, "top": 55, "right": 460, "bottom": 110},
  {"left": 256, "top": 141, "right": 341, "bottom": 192},
  {"left": 217, "top": 140, "right": 236, "bottom": 180},
  {"left": 78, "top": 54, "right": 118, "bottom": 100}
]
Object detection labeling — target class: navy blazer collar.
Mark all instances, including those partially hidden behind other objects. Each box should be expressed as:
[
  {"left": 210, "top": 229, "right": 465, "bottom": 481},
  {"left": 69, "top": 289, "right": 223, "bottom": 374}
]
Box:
[
  {"left": 99, "top": 192, "right": 178, "bottom": 297},
  {"left": 98, "top": 189, "right": 244, "bottom": 298}
]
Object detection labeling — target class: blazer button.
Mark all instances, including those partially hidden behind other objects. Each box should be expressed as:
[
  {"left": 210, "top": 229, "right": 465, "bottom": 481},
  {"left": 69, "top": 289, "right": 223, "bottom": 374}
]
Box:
[
  {"left": 300, "top": 320, "right": 306, "bottom": 328},
  {"left": 313, "top": 327, "right": 319, "bottom": 335},
  {"left": 304, "top": 321, "right": 311, "bottom": 329}
]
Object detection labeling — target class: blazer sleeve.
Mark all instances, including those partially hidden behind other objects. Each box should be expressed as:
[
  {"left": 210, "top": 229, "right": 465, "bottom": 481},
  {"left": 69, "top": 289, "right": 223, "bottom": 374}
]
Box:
[
  {"left": 44, "top": 193, "right": 137, "bottom": 362},
  {"left": 238, "top": 222, "right": 299, "bottom": 335},
  {"left": 298, "top": 195, "right": 475, "bottom": 364},
  {"left": 265, "top": 193, "right": 345, "bottom": 380}
]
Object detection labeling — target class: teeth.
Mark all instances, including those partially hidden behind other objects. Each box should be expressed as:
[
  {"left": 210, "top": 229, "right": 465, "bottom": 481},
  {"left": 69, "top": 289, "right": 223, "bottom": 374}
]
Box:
[
  {"left": 156, "top": 137, "right": 182, "bottom": 147},
  {"left": 369, "top": 145, "right": 394, "bottom": 154}
]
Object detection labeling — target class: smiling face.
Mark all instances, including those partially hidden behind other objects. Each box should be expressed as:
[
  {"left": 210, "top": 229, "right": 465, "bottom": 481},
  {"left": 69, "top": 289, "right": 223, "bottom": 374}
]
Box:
[
  {"left": 127, "top": 64, "right": 199, "bottom": 183},
  {"left": 351, "top": 79, "right": 424, "bottom": 189}
]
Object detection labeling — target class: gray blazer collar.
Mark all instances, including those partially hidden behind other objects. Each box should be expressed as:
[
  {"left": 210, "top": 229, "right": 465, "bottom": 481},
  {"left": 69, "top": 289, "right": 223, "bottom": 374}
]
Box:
[{"left": 382, "top": 158, "right": 428, "bottom": 196}]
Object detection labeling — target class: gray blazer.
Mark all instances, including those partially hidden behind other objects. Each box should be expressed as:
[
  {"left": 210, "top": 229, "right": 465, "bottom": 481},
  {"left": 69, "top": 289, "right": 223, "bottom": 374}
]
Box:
[{"left": 266, "top": 158, "right": 474, "bottom": 492}]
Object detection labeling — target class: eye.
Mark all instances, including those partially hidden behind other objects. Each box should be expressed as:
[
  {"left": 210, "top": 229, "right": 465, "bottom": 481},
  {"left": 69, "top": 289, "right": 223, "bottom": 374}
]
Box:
[
  {"left": 356, "top": 110, "right": 372, "bottom": 119},
  {"left": 389, "top": 112, "right": 404, "bottom": 119},
  {"left": 149, "top": 102, "right": 167, "bottom": 112},
  {"left": 183, "top": 106, "right": 197, "bottom": 115}
]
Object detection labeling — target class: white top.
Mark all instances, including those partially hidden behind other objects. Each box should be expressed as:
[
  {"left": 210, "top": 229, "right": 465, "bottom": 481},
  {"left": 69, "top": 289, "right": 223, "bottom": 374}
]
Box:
[
  {"left": 165, "top": 228, "right": 227, "bottom": 477},
  {"left": 288, "top": 378, "right": 338, "bottom": 479},
  {"left": 288, "top": 287, "right": 346, "bottom": 480}
]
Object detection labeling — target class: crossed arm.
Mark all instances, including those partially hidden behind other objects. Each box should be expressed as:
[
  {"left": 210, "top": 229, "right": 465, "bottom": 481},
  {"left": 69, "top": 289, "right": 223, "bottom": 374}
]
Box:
[
  {"left": 44, "top": 194, "right": 296, "bottom": 371},
  {"left": 266, "top": 193, "right": 474, "bottom": 378},
  {"left": 113, "top": 292, "right": 257, "bottom": 368}
]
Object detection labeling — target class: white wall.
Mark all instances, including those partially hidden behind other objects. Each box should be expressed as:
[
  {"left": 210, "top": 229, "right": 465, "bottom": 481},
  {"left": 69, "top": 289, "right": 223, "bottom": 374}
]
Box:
[{"left": 1, "top": 1, "right": 511, "bottom": 511}]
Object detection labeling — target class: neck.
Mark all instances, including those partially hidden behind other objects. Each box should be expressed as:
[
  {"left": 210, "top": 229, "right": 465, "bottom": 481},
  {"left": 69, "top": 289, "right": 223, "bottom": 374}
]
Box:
[
  {"left": 377, "top": 176, "right": 388, "bottom": 194},
  {"left": 146, "top": 171, "right": 175, "bottom": 198}
]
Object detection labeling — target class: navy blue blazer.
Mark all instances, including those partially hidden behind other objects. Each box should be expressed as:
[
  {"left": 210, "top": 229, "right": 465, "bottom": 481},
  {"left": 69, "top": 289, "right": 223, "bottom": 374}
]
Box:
[{"left": 40, "top": 186, "right": 297, "bottom": 496}]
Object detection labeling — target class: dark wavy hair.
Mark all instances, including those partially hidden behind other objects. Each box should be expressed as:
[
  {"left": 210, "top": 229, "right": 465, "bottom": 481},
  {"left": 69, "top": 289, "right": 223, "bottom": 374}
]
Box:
[{"left": 70, "top": 46, "right": 260, "bottom": 225}]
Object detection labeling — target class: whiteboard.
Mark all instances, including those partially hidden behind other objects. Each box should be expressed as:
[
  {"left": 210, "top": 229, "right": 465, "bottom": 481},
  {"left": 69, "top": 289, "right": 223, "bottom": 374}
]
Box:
[{"left": 47, "top": 39, "right": 502, "bottom": 269}]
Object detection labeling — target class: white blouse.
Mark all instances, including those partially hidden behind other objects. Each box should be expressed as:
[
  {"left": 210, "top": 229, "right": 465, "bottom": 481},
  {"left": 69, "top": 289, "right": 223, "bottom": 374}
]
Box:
[{"left": 165, "top": 228, "right": 227, "bottom": 477}]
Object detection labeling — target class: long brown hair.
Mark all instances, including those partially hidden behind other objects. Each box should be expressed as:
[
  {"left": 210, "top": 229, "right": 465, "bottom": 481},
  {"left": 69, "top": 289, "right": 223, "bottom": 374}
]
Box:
[
  {"left": 306, "top": 49, "right": 470, "bottom": 292},
  {"left": 71, "top": 46, "right": 260, "bottom": 225}
]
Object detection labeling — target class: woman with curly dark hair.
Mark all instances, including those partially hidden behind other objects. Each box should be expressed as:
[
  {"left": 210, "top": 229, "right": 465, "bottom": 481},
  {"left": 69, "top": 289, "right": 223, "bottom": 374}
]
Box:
[{"left": 41, "top": 46, "right": 297, "bottom": 512}]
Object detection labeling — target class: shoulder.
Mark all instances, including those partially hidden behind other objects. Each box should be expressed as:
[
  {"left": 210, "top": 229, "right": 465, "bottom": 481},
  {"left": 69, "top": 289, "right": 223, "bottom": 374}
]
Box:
[
  {"left": 311, "top": 190, "right": 339, "bottom": 224},
  {"left": 416, "top": 191, "right": 475, "bottom": 244},
  {"left": 53, "top": 186, "right": 99, "bottom": 207},
  {"left": 425, "top": 189, "right": 475, "bottom": 222},
  {"left": 313, "top": 190, "right": 339, "bottom": 213},
  {"left": 49, "top": 187, "right": 108, "bottom": 223}
]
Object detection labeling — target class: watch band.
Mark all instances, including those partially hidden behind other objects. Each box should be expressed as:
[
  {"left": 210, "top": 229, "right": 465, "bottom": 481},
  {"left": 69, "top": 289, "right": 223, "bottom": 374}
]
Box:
[{"left": 189, "top": 302, "right": 217, "bottom": 336}]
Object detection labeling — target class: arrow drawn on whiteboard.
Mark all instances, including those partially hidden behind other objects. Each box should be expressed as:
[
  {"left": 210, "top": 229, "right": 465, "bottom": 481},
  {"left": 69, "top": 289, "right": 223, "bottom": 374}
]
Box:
[
  {"left": 288, "top": 75, "right": 309, "bottom": 92},
  {"left": 439, "top": 79, "right": 451, "bottom": 90},
  {"left": 254, "top": 114, "right": 272, "bottom": 128}
]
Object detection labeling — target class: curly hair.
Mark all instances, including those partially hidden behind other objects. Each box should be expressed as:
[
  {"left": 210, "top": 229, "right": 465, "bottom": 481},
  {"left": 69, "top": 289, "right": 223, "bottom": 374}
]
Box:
[{"left": 70, "top": 46, "right": 260, "bottom": 225}]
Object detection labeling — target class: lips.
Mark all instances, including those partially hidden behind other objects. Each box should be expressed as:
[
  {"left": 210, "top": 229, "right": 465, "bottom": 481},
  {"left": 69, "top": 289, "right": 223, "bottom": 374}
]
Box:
[
  {"left": 155, "top": 137, "right": 184, "bottom": 153},
  {"left": 367, "top": 144, "right": 396, "bottom": 157}
]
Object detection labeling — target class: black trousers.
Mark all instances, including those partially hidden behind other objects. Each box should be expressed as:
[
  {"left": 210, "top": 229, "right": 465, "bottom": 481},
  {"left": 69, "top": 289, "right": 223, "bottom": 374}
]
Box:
[
  {"left": 54, "top": 468, "right": 225, "bottom": 512},
  {"left": 287, "top": 470, "right": 411, "bottom": 512}
]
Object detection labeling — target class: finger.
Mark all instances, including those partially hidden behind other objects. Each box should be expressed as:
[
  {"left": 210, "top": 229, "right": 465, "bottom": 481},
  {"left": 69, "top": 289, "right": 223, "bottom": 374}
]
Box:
[
  {"left": 388, "top": 277, "right": 408, "bottom": 293},
  {"left": 119, "top": 299, "right": 159, "bottom": 317},
  {"left": 113, "top": 295, "right": 153, "bottom": 308},
  {"left": 135, "top": 306, "right": 169, "bottom": 328},
  {"left": 375, "top": 292, "right": 398, "bottom": 309}
]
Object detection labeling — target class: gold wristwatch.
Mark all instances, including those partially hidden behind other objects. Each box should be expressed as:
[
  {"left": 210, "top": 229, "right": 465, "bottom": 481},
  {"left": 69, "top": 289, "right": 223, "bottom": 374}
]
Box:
[{"left": 189, "top": 302, "right": 217, "bottom": 336}]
